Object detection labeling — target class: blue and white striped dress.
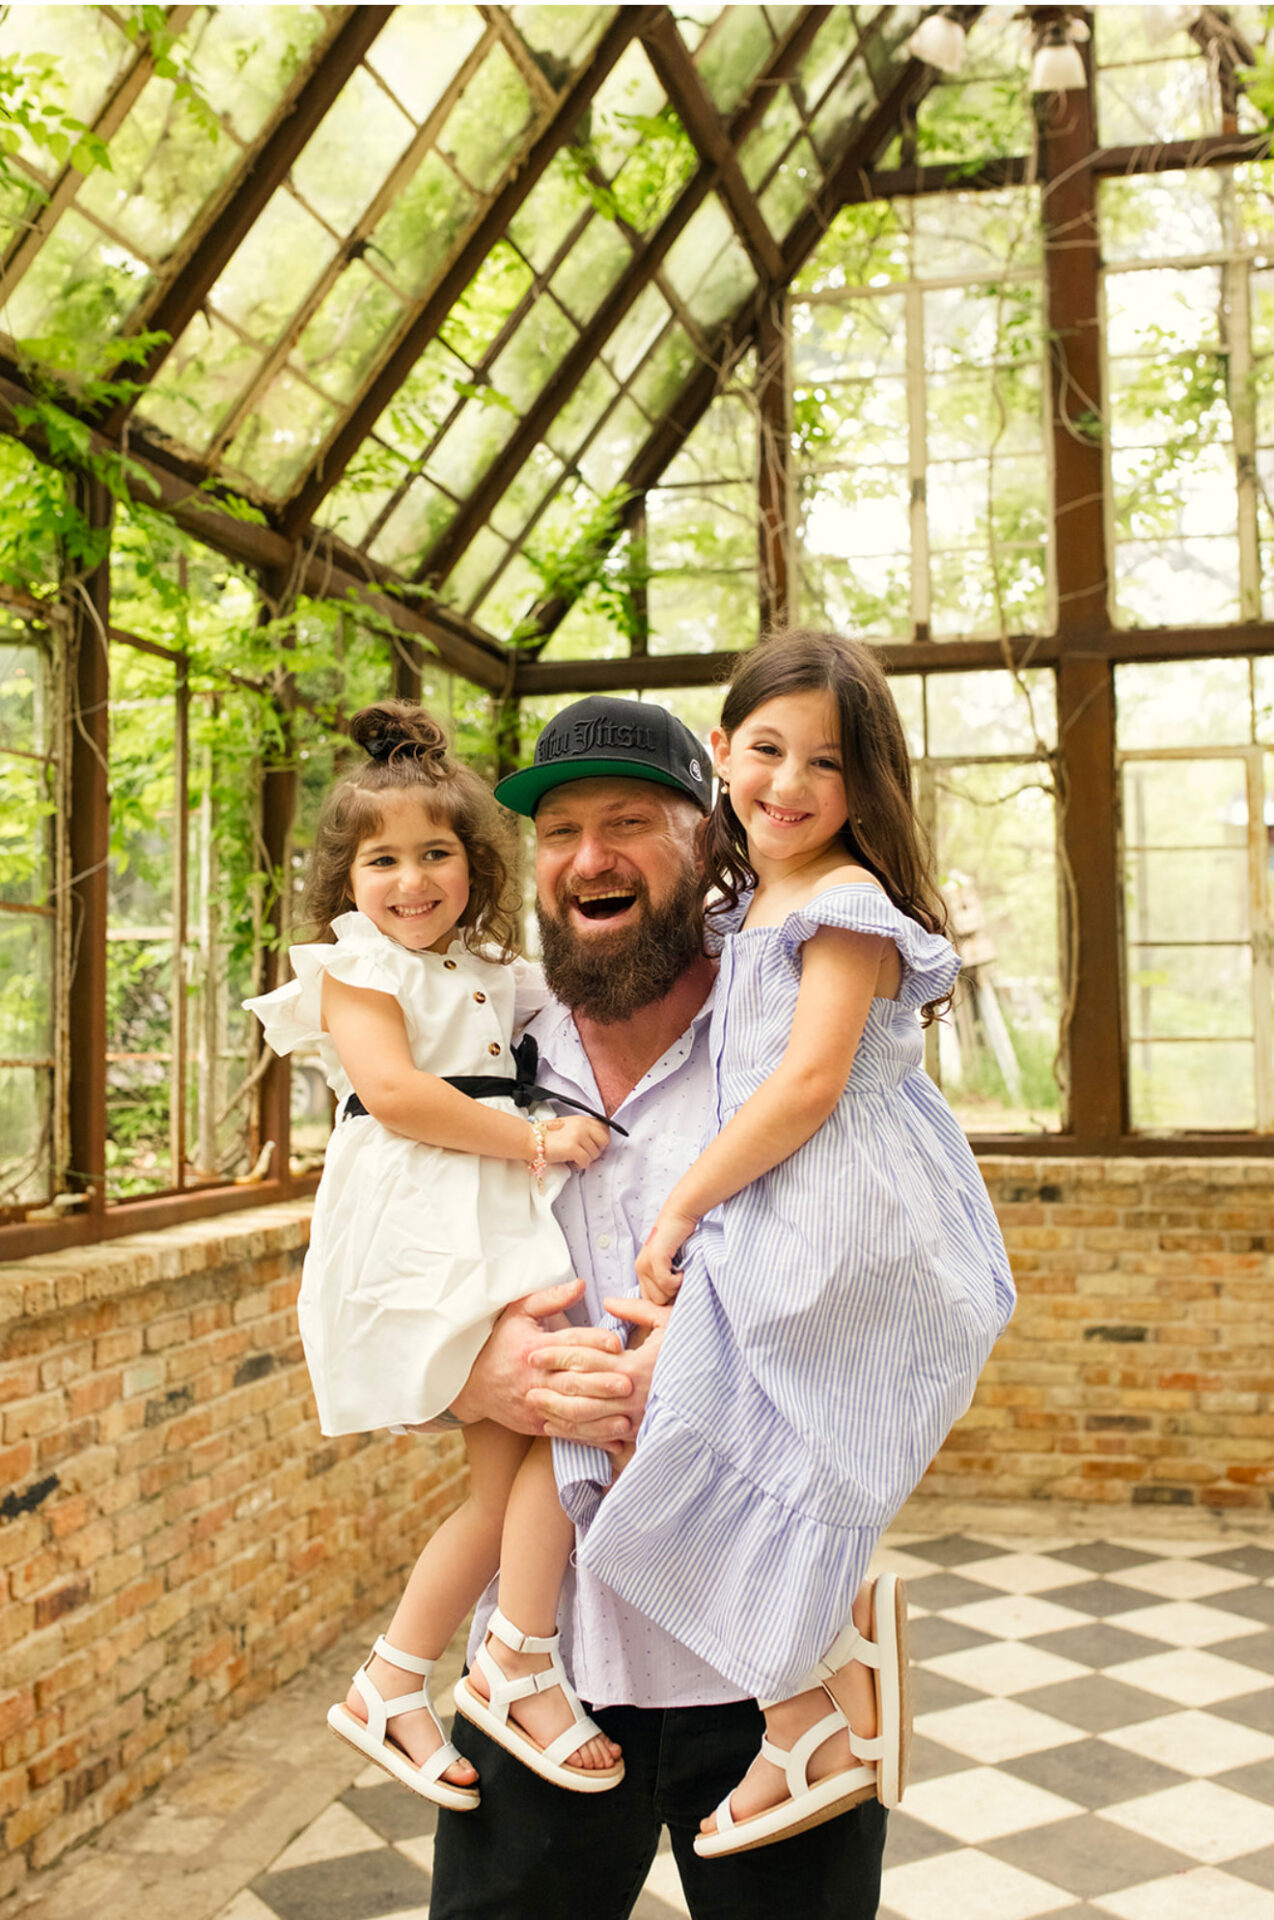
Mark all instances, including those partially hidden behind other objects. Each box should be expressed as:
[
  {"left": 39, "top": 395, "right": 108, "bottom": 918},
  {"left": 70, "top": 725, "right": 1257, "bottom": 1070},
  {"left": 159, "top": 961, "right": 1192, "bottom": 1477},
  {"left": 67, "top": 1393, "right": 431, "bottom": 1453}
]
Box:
[{"left": 576, "top": 883, "right": 1015, "bottom": 1701}]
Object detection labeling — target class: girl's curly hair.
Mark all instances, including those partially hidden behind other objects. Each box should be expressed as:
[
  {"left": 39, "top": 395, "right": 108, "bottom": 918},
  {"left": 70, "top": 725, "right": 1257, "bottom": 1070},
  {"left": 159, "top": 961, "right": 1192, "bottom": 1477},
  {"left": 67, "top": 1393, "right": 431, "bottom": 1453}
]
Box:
[{"left": 302, "top": 702, "right": 521, "bottom": 962}]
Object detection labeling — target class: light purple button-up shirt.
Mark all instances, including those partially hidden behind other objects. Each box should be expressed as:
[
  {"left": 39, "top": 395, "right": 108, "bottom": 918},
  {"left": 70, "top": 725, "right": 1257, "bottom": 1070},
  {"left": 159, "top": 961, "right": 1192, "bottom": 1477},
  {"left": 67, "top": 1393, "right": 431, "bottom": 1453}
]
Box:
[{"left": 468, "top": 980, "right": 745, "bottom": 1711}]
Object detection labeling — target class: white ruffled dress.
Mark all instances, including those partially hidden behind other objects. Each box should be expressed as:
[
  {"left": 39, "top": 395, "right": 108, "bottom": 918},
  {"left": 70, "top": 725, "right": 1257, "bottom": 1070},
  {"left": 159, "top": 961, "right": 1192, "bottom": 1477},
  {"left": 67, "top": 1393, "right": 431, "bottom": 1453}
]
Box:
[{"left": 244, "top": 911, "right": 573, "bottom": 1437}]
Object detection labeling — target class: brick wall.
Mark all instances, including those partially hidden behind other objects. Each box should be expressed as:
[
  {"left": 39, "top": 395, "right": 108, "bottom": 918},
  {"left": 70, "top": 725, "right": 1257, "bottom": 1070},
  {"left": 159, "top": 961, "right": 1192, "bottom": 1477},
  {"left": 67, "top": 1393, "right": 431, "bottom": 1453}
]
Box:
[
  {"left": 929, "top": 1157, "right": 1274, "bottom": 1509},
  {"left": 2, "top": 1161, "right": 1272, "bottom": 1894},
  {"left": 0, "top": 1207, "right": 467, "bottom": 1904}
]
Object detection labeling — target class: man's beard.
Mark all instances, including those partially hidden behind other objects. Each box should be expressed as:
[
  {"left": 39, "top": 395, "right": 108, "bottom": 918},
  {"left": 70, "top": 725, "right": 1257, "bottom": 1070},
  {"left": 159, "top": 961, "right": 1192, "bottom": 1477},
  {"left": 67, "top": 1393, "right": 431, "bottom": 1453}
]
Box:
[{"left": 537, "top": 869, "right": 703, "bottom": 1024}]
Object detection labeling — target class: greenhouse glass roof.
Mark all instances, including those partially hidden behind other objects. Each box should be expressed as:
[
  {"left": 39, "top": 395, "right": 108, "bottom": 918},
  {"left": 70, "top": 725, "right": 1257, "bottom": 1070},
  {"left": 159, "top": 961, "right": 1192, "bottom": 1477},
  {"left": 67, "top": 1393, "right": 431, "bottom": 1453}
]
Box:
[{"left": 0, "top": 3, "right": 931, "bottom": 661}]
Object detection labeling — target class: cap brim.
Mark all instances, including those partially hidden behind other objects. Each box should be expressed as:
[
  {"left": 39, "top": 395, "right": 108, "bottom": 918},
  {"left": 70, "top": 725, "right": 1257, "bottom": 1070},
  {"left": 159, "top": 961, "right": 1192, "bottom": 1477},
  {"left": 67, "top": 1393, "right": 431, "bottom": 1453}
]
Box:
[{"left": 493, "top": 757, "right": 704, "bottom": 818}]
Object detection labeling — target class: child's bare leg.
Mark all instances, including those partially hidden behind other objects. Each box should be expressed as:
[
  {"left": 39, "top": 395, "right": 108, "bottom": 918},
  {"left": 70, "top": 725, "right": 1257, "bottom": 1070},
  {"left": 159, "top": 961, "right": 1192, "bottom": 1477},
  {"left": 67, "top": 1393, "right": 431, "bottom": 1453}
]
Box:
[
  {"left": 347, "top": 1422, "right": 530, "bottom": 1784},
  {"left": 465, "top": 1435, "right": 620, "bottom": 1770},
  {"left": 700, "top": 1583, "right": 878, "bottom": 1834}
]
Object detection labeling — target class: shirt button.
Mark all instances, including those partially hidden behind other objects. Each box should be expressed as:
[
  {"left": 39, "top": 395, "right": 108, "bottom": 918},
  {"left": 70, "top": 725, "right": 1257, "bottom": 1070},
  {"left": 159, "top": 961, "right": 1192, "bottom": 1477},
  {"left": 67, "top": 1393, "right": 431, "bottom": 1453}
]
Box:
[
  {"left": 443, "top": 959, "right": 457, "bottom": 971},
  {"left": 488, "top": 1042, "right": 501, "bottom": 1056},
  {"left": 473, "top": 991, "right": 486, "bottom": 1003},
  {"left": 598, "top": 1234, "right": 612, "bottom": 1249}
]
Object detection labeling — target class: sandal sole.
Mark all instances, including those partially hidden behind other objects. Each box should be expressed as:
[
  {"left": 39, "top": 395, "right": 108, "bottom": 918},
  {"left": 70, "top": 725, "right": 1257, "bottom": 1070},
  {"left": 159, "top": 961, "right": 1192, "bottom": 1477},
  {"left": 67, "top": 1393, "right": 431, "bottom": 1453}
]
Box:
[
  {"left": 452, "top": 1676, "right": 625, "bottom": 1794},
  {"left": 871, "top": 1572, "right": 911, "bottom": 1808},
  {"left": 327, "top": 1703, "right": 480, "bottom": 1811},
  {"left": 693, "top": 1767, "right": 878, "bottom": 1858}
]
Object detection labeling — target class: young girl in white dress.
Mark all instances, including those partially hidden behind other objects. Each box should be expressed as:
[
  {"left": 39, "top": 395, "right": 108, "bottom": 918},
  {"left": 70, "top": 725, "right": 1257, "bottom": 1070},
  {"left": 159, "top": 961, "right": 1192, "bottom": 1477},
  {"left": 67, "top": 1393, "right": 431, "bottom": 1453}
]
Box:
[{"left": 245, "top": 703, "right": 627, "bottom": 1808}]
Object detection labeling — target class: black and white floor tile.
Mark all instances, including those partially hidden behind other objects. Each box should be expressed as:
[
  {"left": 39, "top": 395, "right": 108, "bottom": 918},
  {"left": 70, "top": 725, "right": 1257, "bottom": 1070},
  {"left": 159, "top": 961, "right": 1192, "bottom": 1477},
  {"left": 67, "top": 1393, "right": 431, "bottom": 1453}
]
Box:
[{"left": 217, "top": 1530, "right": 1274, "bottom": 1920}]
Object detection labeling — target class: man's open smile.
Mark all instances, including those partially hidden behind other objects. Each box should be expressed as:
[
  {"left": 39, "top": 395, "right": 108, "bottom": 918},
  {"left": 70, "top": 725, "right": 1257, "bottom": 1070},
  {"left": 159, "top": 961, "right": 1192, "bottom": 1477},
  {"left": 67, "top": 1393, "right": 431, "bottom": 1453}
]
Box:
[{"left": 569, "top": 888, "right": 641, "bottom": 924}]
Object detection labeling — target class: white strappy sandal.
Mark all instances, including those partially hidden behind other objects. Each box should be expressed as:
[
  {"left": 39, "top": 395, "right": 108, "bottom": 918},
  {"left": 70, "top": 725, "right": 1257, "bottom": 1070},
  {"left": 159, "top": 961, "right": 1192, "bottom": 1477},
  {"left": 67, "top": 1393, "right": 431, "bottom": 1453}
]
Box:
[
  {"left": 693, "top": 1572, "right": 912, "bottom": 1858},
  {"left": 693, "top": 1698, "right": 877, "bottom": 1858},
  {"left": 452, "top": 1608, "right": 625, "bottom": 1794},
  {"left": 326, "top": 1634, "right": 480, "bottom": 1811}
]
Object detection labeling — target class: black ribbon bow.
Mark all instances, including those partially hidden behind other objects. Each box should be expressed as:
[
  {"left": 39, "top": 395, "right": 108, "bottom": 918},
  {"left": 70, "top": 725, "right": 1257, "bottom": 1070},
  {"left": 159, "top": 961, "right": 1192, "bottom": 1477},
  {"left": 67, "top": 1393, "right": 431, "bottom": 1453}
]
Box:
[{"left": 343, "top": 1032, "right": 627, "bottom": 1135}]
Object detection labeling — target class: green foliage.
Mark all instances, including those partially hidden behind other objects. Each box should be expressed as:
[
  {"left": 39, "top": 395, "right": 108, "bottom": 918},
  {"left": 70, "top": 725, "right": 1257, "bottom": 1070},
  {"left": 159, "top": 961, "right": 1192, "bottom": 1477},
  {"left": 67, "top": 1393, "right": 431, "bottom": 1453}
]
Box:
[{"left": 0, "top": 50, "right": 112, "bottom": 187}]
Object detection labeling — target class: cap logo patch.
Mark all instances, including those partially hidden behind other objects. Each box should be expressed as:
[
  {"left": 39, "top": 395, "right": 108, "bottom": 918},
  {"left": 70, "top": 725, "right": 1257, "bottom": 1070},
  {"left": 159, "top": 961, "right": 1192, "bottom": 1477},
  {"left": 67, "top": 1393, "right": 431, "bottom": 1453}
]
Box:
[
  {"left": 689, "top": 758, "right": 702, "bottom": 781},
  {"left": 539, "top": 716, "right": 658, "bottom": 762}
]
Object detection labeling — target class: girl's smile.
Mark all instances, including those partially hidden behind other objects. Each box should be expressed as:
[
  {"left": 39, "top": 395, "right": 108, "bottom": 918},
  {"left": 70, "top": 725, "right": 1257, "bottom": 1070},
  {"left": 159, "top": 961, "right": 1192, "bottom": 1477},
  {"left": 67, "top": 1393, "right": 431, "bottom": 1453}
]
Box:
[
  {"left": 712, "top": 690, "right": 849, "bottom": 876},
  {"left": 350, "top": 792, "right": 471, "bottom": 954}
]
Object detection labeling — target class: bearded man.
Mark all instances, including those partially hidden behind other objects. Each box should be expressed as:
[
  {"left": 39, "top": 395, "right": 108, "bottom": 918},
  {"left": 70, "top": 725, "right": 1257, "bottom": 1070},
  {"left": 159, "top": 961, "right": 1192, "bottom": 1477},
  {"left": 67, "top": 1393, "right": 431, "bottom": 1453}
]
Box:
[{"left": 427, "top": 697, "right": 887, "bottom": 1919}]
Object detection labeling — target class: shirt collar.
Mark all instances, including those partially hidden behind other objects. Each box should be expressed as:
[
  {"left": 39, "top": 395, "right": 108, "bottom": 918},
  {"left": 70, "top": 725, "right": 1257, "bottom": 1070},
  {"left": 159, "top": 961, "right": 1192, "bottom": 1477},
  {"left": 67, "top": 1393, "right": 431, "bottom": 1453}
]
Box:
[{"left": 529, "top": 979, "right": 717, "bottom": 1117}]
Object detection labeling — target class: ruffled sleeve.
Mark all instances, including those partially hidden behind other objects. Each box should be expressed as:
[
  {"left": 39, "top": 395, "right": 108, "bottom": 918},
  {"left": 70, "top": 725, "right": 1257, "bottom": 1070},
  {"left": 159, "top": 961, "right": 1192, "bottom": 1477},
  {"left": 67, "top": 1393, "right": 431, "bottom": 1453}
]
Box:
[
  {"left": 242, "top": 910, "right": 419, "bottom": 1057},
  {"left": 778, "top": 883, "right": 959, "bottom": 1011},
  {"left": 511, "top": 956, "right": 553, "bottom": 1035}
]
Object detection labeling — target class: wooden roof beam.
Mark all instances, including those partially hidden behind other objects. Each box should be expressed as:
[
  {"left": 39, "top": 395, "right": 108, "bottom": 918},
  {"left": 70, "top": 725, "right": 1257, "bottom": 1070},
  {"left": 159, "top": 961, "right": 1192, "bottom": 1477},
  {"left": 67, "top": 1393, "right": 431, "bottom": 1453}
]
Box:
[
  {"left": 279, "top": 6, "right": 660, "bottom": 540},
  {"left": 637, "top": 12, "right": 785, "bottom": 284},
  {"left": 514, "top": 13, "right": 944, "bottom": 657},
  {"left": 409, "top": 5, "right": 830, "bottom": 595},
  {"left": 0, "top": 370, "right": 509, "bottom": 691},
  {"left": 102, "top": 6, "right": 393, "bottom": 435}
]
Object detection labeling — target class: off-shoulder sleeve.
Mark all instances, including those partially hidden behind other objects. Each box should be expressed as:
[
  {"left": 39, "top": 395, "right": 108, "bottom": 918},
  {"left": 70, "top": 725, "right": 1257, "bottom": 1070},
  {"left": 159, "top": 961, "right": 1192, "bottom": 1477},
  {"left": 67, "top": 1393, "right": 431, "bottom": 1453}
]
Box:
[
  {"left": 242, "top": 911, "right": 416, "bottom": 1057},
  {"left": 778, "top": 883, "right": 959, "bottom": 1011}
]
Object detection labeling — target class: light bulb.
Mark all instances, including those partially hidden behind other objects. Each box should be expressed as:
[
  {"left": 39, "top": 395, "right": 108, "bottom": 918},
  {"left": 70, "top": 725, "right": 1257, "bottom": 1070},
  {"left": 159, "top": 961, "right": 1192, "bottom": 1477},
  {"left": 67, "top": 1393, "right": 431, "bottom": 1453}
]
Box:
[
  {"left": 1030, "top": 40, "right": 1087, "bottom": 90},
  {"left": 908, "top": 12, "right": 967, "bottom": 74}
]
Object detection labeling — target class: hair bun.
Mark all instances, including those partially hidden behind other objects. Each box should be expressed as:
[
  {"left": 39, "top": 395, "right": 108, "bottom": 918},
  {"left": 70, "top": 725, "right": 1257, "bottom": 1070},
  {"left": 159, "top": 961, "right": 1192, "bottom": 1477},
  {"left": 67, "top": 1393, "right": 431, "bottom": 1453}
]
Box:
[{"left": 349, "top": 702, "right": 449, "bottom": 772}]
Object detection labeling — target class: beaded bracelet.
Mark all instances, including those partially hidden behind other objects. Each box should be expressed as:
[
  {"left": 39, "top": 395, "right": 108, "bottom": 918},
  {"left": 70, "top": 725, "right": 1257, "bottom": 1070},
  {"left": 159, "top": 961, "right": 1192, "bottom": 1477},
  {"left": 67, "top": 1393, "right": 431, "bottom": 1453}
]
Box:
[{"left": 528, "top": 1118, "right": 547, "bottom": 1193}]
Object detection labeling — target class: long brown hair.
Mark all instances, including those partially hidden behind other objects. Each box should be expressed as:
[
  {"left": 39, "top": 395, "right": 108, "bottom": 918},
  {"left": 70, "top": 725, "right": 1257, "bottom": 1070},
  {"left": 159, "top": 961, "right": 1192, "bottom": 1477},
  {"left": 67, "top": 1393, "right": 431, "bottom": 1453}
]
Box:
[
  {"left": 701, "top": 630, "right": 950, "bottom": 1019},
  {"left": 303, "top": 702, "right": 521, "bottom": 961}
]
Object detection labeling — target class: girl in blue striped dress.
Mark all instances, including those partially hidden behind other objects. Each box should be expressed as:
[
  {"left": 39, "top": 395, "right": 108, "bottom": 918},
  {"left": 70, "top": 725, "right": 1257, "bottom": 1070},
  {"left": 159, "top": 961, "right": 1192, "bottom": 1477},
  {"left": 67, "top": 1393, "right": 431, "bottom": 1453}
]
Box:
[{"left": 577, "top": 630, "right": 1016, "bottom": 1858}]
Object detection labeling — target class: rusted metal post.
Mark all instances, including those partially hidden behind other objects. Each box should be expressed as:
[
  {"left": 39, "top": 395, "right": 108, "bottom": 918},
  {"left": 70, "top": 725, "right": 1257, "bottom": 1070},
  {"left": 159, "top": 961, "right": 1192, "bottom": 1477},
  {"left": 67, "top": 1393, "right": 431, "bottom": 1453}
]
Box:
[
  {"left": 66, "top": 477, "right": 113, "bottom": 1217},
  {"left": 1038, "top": 17, "right": 1124, "bottom": 1144},
  {"left": 757, "top": 294, "right": 791, "bottom": 633}
]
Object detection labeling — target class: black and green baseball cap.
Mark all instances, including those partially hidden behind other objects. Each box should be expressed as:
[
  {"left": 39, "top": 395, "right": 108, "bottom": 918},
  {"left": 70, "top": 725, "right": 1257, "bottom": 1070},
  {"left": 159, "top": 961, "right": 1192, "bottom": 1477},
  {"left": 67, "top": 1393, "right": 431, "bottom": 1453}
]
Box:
[{"left": 493, "top": 696, "right": 712, "bottom": 817}]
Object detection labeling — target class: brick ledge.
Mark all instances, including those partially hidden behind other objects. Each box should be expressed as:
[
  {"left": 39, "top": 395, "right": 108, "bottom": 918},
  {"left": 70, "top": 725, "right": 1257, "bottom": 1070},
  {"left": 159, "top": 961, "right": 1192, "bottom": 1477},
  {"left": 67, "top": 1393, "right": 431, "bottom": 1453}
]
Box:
[{"left": 0, "top": 1201, "right": 315, "bottom": 1327}]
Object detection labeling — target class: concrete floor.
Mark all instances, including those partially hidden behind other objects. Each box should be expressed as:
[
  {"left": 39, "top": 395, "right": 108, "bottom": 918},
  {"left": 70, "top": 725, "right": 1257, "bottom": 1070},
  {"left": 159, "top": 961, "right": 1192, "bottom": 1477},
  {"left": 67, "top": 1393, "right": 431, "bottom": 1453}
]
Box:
[{"left": 10, "top": 1497, "right": 1274, "bottom": 1920}]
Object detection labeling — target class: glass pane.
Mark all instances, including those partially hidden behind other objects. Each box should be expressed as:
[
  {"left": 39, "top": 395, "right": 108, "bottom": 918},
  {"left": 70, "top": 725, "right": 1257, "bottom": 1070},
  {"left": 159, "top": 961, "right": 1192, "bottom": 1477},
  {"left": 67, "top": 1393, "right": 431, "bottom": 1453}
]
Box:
[
  {"left": 664, "top": 388, "right": 756, "bottom": 484},
  {"left": 797, "top": 545, "right": 910, "bottom": 642},
  {"left": 210, "top": 190, "right": 339, "bottom": 343},
  {"left": 0, "top": 7, "right": 131, "bottom": 164},
  {"left": 935, "top": 766, "right": 1061, "bottom": 1134},
  {"left": 1, "top": 211, "right": 152, "bottom": 366},
  {"left": 489, "top": 300, "right": 578, "bottom": 413},
  {"left": 440, "top": 242, "right": 535, "bottom": 367},
  {"left": 1115, "top": 659, "right": 1253, "bottom": 749},
  {"left": 1121, "top": 758, "right": 1249, "bottom": 849},
  {"left": 1127, "top": 944, "right": 1252, "bottom": 1041},
  {"left": 759, "top": 138, "right": 822, "bottom": 240},
  {"left": 663, "top": 197, "right": 757, "bottom": 329},
  {"left": 77, "top": 74, "right": 238, "bottom": 262},
  {"left": 1105, "top": 266, "right": 1221, "bottom": 359},
  {"left": 695, "top": 6, "right": 774, "bottom": 114},
  {"left": 106, "top": 941, "right": 174, "bottom": 1198},
  {"left": 1124, "top": 849, "right": 1250, "bottom": 943},
  {"left": 368, "top": 477, "right": 457, "bottom": 573},
  {"left": 136, "top": 313, "right": 263, "bottom": 457},
  {"left": 291, "top": 67, "right": 414, "bottom": 235},
  {"left": 0, "top": 913, "right": 53, "bottom": 1058},
  {"left": 1100, "top": 171, "right": 1225, "bottom": 265},
  {"left": 426, "top": 397, "right": 519, "bottom": 500},
  {"left": 370, "top": 151, "right": 477, "bottom": 299},
  {"left": 0, "top": 636, "right": 52, "bottom": 756},
  {"left": 628, "top": 323, "right": 699, "bottom": 417},
  {"left": 187, "top": 5, "right": 330, "bottom": 146},
  {"left": 1130, "top": 1041, "right": 1254, "bottom": 1130},
  {"left": 648, "top": 569, "right": 757, "bottom": 654},
  {"left": 799, "top": 466, "right": 910, "bottom": 561},
  {"left": 793, "top": 295, "right": 906, "bottom": 381},
  {"left": 647, "top": 483, "right": 755, "bottom": 572},
  {"left": 376, "top": 339, "right": 470, "bottom": 456},
  {"left": 441, "top": 527, "right": 508, "bottom": 614},
  {"left": 927, "top": 670, "right": 1057, "bottom": 757},
  {"left": 224, "top": 372, "right": 339, "bottom": 498},
  {"left": 0, "top": 1065, "right": 53, "bottom": 1207},
  {"left": 550, "top": 220, "right": 632, "bottom": 327},
  {"left": 294, "top": 263, "right": 406, "bottom": 405},
  {"left": 366, "top": 5, "right": 485, "bottom": 124},
  {"left": 440, "top": 46, "right": 535, "bottom": 194},
  {"left": 489, "top": 443, "right": 565, "bottom": 543},
  {"left": 0, "top": 754, "right": 56, "bottom": 906},
  {"left": 512, "top": 6, "right": 611, "bottom": 76},
  {"left": 546, "top": 362, "right": 621, "bottom": 461},
  {"left": 509, "top": 152, "right": 594, "bottom": 273},
  {"left": 604, "top": 283, "right": 671, "bottom": 383}
]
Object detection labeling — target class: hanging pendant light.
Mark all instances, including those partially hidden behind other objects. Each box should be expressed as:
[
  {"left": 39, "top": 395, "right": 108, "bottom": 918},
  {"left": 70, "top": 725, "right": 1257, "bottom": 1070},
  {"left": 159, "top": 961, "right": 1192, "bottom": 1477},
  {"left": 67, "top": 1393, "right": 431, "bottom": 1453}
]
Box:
[
  {"left": 908, "top": 10, "right": 968, "bottom": 74},
  {"left": 1031, "top": 15, "right": 1088, "bottom": 92}
]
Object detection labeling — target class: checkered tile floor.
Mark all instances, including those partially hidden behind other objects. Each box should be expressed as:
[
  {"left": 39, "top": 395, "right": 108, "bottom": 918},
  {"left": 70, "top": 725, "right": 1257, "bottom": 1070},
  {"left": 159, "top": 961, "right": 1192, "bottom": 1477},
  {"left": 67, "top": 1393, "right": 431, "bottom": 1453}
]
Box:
[{"left": 215, "top": 1530, "right": 1274, "bottom": 1920}]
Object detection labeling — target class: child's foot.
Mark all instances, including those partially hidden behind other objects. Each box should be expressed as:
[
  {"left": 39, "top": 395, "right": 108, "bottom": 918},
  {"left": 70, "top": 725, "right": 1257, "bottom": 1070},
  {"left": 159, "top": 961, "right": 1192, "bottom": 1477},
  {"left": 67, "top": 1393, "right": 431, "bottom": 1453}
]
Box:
[
  {"left": 466, "top": 1634, "right": 620, "bottom": 1771},
  {"left": 697, "top": 1682, "right": 868, "bottom": 1839},
  {"left": 697, "top": 1575, "right": 910, "bottom": 1852},
  {"left": 345, "top": 1650, "right": 477, "bottom": 1790}
]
